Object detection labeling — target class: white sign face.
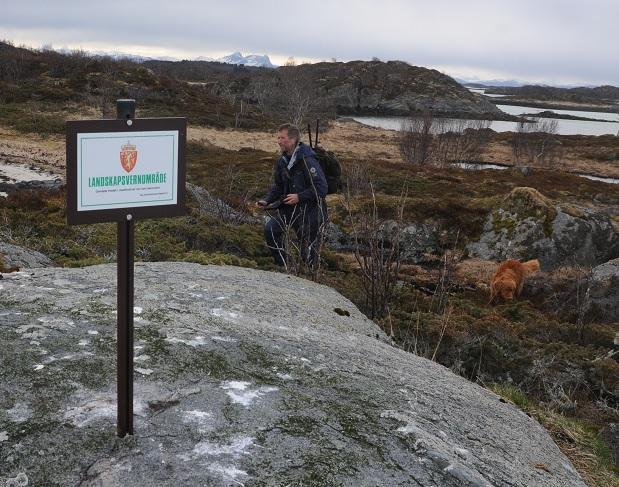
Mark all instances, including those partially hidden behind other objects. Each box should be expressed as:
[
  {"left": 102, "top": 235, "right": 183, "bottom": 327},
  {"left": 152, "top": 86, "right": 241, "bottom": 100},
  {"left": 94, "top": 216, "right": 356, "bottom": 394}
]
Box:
[{"left": 77, "top": 130, "right": 178, "bottom": 211}]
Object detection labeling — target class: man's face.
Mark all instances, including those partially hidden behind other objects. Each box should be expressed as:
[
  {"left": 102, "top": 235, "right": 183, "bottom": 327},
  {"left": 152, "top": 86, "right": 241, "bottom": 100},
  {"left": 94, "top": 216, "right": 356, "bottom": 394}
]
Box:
[{"left": 277, "top": 130, "right": 297, "bottom": 154}]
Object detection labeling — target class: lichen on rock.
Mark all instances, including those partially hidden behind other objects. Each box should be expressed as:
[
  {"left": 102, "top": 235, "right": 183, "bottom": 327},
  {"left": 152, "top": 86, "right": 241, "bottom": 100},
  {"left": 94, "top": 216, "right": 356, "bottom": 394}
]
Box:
[
  {"left": 0, "top": 263, "right": 586, "bottom": 486},
  {"left": 468, "top": 187, "right": 619, "bottom": 270}
]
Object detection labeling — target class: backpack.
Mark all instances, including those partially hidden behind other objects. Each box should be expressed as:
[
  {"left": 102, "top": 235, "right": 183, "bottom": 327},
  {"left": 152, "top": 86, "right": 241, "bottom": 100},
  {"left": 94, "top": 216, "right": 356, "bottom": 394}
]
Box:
[
  {"left": 307, "top": 120, "right": 342, "bottom": 194},
  {"left": 313, "top": 146, "right": 342, "bottom": 195}
]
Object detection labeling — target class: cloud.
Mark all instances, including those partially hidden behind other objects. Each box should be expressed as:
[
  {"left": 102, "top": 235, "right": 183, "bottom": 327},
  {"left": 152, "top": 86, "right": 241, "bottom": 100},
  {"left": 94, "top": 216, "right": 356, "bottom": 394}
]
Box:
[{"left": 1, "top": 0, "right": 616, "bottom": 85}]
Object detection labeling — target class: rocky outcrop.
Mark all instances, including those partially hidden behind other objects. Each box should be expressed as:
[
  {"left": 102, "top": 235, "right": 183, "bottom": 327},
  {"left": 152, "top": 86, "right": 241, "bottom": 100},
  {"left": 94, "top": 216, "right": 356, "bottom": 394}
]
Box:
[
  {"left": 157, "top": 58, "right": 506, "bottom": 120},
  {"left": 0, "top": 263, "right": 584, "bottom": 486},
  {"left": 0, "top": 242, "right": 53, "bottom": 270},
  {"left": 284, "top": 60, "right": 505, "bottom": 118},
  {"left": 467, "top": 187, "right": 619, "bottom": 270}
]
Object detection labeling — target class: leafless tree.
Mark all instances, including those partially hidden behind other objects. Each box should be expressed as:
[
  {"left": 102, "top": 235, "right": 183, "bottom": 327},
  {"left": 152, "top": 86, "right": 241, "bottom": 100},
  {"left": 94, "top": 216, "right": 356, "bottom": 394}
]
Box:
[
  {"left": 277, "top": 67, "right": 314, "bottom": 126},
  {"left": 248, "top": 76, "right": 277, "bottom": 115}
]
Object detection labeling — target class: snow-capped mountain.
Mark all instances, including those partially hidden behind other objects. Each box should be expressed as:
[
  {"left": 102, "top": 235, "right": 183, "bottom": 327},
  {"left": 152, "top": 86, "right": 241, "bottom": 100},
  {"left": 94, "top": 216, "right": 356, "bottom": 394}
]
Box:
[{"left": 216, "top": 52, "right": 276, "bottom": 68}]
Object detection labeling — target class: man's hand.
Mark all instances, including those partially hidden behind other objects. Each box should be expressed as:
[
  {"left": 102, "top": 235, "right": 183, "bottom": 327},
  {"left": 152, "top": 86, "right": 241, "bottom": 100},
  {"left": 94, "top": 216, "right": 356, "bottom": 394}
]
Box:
[
  {"left": 283, "top": 193, "right": 299, "bottom": 205},
  {"left": 256, "top": 200, "right": 268, "bottom": 208}
]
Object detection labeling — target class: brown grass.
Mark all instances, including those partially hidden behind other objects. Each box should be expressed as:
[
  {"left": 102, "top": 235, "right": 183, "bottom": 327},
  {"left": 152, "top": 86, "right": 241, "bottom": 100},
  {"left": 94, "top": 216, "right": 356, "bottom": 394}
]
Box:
[{"left": 3, "top": 117, "right": 618, "bottom": 180}]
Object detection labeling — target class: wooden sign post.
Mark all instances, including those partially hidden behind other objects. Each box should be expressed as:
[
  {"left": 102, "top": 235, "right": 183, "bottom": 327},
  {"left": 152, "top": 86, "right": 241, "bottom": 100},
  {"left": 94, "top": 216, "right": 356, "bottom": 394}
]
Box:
[{"left": 66, "top": 100, "right": 187, "bottom": 436}]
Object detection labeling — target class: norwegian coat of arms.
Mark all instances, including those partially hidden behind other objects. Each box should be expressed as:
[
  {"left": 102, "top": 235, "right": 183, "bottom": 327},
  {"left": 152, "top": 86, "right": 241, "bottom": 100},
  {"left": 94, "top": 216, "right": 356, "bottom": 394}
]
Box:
[{"left": 120, "top": 141, "right": 137, "bottom": 173}]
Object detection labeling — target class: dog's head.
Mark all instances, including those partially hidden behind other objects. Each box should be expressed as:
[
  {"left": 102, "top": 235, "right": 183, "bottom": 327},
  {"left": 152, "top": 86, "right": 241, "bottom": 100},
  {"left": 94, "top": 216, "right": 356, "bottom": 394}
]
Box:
[{"left": 495, "top": 278, "right": 517, "bottom": 300}]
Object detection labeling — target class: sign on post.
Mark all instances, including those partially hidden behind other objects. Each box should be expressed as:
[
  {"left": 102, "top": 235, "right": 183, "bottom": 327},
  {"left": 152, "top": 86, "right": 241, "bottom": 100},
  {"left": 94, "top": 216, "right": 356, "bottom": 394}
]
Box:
[
  {"left": 66, "top": 105, "right": 187, "bottom": 437},
  {"left": 66, "top": 117, "right": 187, "bottom": 224}
]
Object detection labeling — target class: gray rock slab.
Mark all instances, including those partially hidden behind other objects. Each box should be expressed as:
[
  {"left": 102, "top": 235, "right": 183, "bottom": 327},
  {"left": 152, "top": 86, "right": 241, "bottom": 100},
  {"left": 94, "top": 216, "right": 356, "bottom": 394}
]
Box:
[
  {"left": 0, "top": 263, "right": 585, "bottom": 486},
  {"left": 0, "top": 242, "right": 54, "bottom": 270}
]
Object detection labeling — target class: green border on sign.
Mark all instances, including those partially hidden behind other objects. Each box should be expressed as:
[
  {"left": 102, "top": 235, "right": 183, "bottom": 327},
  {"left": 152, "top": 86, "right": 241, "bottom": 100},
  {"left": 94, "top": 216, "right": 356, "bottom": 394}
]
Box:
[{"left": 79, "top": 133, "right": 177, "bottom": 209}]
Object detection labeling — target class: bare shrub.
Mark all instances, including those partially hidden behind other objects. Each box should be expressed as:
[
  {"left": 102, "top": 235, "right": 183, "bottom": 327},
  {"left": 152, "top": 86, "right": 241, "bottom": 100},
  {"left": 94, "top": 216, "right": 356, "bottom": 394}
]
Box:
[
  {"left": 399, "top": 115, "right": 491, "bottom": 167},
  {"left": 345, "top": 181, "right": 407, "bottom": 319},
  {"left": 343, "top": 161, "right": 372, "bottom": 197},
  {"left": 511, "top": 118, "right": 562, "bottom": 168},
  {"left": 399, "top": 112, "right": 433, "bottom": 166},
  {"left": 544, "top": 264, "right": 594, "bottom": 340},
  {"left": 265, "top": 204, "right": 327, "bottom": 280},
  {"left": 432, "top": 119, "right": 492, "bottom": 166},
  {"left": 429, "top": 235, "right": 462, "bottom": 315}
]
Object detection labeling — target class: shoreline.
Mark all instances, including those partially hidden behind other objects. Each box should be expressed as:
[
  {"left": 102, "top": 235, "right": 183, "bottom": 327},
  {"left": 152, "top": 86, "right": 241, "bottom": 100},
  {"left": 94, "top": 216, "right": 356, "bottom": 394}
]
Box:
[{"left": 490, "top": 97, "right": 619, "bottom": 114}]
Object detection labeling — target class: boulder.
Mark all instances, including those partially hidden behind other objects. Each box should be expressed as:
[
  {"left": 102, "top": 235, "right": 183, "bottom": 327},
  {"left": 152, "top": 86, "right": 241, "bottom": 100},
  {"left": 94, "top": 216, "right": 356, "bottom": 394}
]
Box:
[
  {"left": 0, "top": 263, "right": 584, "bottom": 486},
  {"left": 467, "top": 187, "right": 619, "bottom": 270},
  {"left": 0, "top": 242, "right": 53, "bottom": 271},
  {"left": 400, "top": 223, "right": 441, "bottom": 263},
  {"left": 186, "top": 182, "right": 259, "bottom": 225},
  {"left": 325, "top": 221, "right": 441, "bottom": 264},
  {"left": 589, "top": 257, "right": 619, "bottom": 322}
]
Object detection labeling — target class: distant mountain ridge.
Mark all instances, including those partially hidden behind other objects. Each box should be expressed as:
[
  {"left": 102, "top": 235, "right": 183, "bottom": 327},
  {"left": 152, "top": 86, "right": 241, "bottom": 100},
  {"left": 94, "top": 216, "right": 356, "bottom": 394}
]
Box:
[
  {"left": 456, "top": 78, "right": 598, "bottom": 89},
  {"left": 218, "top": 52, "right": 276, "bottom": 68},
  {"left": 52, "top": 46, "right": 276, "bottom": 68}
]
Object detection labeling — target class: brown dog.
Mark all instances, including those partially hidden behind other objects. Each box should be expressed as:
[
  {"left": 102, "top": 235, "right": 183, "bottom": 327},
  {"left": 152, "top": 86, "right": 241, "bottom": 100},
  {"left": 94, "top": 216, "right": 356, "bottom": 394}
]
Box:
[{"left": 489, "top": 259, "right": 540, "bottom": 302}]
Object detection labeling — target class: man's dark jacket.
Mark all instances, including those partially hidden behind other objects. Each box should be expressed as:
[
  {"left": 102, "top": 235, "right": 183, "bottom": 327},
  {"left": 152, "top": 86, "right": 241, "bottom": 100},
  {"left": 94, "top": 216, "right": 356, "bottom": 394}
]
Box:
[{"left": 265, "top": 142, "right": 328, "bottom": 210}]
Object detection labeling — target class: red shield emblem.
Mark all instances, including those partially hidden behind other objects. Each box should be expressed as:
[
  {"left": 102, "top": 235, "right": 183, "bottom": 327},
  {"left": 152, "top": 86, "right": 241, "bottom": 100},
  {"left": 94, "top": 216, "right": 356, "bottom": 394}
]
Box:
[{"left": 120, "top": 142, "right": 137, "bottom": 173}]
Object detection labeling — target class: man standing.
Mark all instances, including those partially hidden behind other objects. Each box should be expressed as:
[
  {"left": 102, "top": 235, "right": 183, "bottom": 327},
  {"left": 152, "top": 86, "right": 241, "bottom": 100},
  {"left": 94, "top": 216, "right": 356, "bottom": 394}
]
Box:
[{"left": 257, "top": 123, "right": 327, "bottom": 269}]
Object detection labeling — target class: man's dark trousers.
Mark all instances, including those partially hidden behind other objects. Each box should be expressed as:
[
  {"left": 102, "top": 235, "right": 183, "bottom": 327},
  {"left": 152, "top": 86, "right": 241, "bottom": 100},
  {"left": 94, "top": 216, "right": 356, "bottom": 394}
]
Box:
[{"left": 264, "top": 204, "right": 324, "bottom": 268}]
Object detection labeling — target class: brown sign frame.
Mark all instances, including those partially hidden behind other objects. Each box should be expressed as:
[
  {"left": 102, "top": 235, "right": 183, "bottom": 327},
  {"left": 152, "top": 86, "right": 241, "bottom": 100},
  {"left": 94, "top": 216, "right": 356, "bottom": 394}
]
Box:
[{"left": 66, "top": 117, "right": 187, "bottom": 225}]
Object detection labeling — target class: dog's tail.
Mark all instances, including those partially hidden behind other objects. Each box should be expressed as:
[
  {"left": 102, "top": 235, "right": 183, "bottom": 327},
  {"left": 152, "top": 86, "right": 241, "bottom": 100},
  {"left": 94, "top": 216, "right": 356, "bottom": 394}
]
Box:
[{"left": 522, "top": 259, "right": 540, "bottom": 274}]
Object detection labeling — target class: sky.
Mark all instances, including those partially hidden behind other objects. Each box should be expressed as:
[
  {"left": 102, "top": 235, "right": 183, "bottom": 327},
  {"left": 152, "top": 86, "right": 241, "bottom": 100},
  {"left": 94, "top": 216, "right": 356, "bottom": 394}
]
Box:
[{"left": 1, "top": 0, "right": 617, "bottom": 87}]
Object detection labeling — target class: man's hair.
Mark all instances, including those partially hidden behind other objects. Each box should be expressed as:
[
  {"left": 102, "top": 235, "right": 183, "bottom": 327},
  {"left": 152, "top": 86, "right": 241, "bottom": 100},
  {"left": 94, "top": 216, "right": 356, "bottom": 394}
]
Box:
[{"left": 278, "top": 123, "right": 301, "bottom": 141}]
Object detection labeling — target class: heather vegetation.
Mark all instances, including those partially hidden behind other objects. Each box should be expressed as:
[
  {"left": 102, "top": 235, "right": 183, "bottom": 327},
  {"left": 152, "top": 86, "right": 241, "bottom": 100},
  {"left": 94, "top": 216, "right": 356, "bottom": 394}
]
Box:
[{"left": 1, "top": 41, "right": 618, "bottom": 484}]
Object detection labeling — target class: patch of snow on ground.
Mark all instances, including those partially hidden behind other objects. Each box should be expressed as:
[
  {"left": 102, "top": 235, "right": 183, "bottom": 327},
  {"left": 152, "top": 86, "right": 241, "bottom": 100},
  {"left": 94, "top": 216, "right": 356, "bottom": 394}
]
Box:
[
  {"left": 221, "top": 381, "right": 278, "bottom": 407},
  {"left": 165, "top": 336, "right": 208, "bottom": 347},
  {"left": 211, "top": 335, "right": 238, "bottom": 343},
  {"left": 64, "top": 394, "right": 145, "bottom": 427},
  {"left": 210, "top": 308, "right": 239, "bottom": 321},
  {"left": 193, "top": 436, "right": 254, "bottom": 456},
  {"left": 183, "top": 410, "right": 213, "bottom": 433},
  {"left": 7, "top": 402, "right": 33, "bottom": 423},
  {"left": 0, "top": 162, "right": 57, "bottom": 183},
  {"left": 207, "top": 463, "right": 248, "bottom": 481}
]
